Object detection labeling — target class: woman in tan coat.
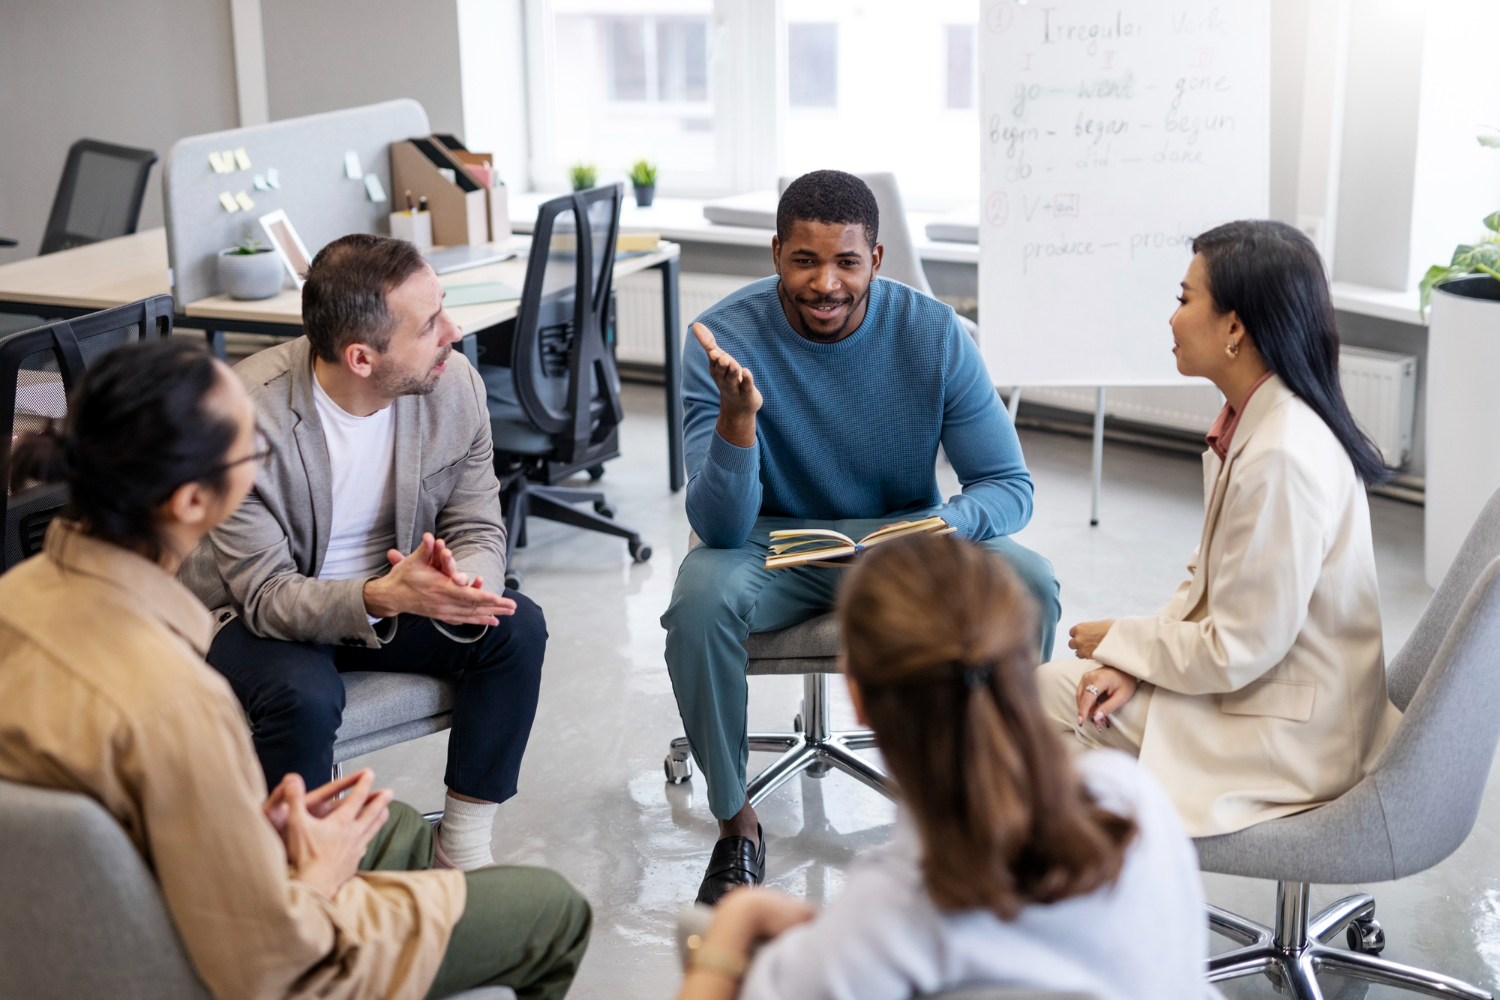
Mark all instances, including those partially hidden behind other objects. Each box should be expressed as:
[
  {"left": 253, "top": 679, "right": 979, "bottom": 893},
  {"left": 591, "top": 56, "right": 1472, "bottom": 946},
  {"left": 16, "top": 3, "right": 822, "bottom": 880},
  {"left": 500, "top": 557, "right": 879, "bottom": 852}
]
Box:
[
  {"left": 1037, "top": 220, "right": 1402, "bottom": 838},
  {"left": 0, "top": 339, "right": 589, "bottom": 1000}
]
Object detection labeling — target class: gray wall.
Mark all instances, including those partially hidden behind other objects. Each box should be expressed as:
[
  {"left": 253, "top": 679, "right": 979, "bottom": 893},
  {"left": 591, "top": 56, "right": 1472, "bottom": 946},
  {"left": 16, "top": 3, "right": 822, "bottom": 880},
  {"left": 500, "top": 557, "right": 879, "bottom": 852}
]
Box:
[
  {"left": 0, "top": 0, "right": 239, "bottom": 258},
  {"left": 260, "top": 0, "right": 465, "bottom": 136}
]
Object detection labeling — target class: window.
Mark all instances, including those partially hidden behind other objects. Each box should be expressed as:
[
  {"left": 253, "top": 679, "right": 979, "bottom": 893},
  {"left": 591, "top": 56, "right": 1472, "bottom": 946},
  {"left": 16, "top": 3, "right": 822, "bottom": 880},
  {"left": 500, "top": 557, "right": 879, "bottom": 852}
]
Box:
[
  {"left": 783, "top": 2, "right": 978, "bottom": 208},
  {"left": 788, "top": 23, "right": 838, "bottom": 108},
  {"left": 536, "top": 0, "right": 721, "bottom": 190},
  {"left": 946, "top": 24, "right": 974, "bottom": 110}
]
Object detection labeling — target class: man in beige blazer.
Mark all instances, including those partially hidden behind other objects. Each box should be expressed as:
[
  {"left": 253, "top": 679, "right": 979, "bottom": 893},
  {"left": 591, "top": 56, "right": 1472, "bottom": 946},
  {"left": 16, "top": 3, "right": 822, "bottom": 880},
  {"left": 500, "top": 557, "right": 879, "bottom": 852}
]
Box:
[
  {"left": 183, "top": 234, "right": 544, "bottom": 870},
  {"left": 1037, "top": 375, "right": 1402, "bottom": 838}
]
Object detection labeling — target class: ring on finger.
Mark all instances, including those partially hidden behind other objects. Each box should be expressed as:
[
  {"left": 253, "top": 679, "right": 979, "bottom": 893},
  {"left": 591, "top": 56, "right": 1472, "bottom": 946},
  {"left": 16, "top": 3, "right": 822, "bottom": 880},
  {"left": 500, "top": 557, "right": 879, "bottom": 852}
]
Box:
[{"left": 1084, "top": 684, "right": 1102, "bottom": 696}]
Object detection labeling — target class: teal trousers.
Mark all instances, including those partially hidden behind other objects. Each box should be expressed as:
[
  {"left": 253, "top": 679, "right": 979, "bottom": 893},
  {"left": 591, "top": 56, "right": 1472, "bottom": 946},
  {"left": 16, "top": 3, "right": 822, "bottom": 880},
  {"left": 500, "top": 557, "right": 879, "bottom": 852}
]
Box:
[
  {"left": 359, "top": 803, "right": 592, "bottom": 1000},
  {"left": 661, "top": 516, "right": 1061, "bottom": 820}
]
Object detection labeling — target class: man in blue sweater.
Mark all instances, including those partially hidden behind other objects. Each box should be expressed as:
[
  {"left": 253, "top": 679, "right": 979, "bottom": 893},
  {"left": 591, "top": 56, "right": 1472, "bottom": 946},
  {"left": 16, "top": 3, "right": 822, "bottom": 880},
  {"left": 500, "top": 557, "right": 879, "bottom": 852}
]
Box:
[{"left": 663, "top": 171, "right": 1060, "bottom": 904}]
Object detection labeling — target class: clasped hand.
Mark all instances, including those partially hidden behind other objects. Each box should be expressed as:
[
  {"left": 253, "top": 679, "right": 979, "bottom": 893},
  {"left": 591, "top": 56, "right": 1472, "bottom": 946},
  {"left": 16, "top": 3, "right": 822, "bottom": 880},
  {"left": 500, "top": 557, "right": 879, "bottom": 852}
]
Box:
[
  {"left": 262, "top": 768, "right": 393, "bottom": 899},
  {"left": 363, "top": 532, "right": 514, "bottom": 626}
]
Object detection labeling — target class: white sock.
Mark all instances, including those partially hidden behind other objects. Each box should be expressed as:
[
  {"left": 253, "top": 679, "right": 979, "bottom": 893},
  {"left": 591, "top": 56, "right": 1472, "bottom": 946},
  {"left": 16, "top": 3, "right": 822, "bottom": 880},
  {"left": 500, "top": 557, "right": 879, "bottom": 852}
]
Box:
[{"left": 439, "top": 794, "right": 498, "bottom": 871}]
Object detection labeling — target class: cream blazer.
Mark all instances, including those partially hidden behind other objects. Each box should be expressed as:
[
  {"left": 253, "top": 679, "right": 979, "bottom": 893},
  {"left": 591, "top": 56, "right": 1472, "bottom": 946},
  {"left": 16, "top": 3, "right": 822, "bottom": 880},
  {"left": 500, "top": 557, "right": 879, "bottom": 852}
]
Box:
[{"left": 1092, "top": 375, "right": 1401, "bottom": 837}]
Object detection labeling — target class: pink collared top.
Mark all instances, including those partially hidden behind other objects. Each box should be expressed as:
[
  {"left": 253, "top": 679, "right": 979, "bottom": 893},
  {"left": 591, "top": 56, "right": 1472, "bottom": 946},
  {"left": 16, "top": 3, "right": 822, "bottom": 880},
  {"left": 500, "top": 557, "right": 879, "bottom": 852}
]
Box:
[{"left": 1206, "top": 371, "right": 1275, "bottom": 461}]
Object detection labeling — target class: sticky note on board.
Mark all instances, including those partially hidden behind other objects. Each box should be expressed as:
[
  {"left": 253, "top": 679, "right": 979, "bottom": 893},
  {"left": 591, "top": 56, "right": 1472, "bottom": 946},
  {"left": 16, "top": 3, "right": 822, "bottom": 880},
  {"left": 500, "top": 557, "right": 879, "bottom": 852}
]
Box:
[
  {"left": 218, "top": 192, "right": 239, "bottom": 213},
  {"left": 234, "top": 147, "right": 252, "bottom": 170},
  {"left": 344, "top": 150, "right": 362, "bottom": 180},
  {"left": 208, "top": 151, "right": 227, "bottom": 173},
  {"left": 363, "top": 172, "right": 387, "bottom": 203},
  {"left": 266, "top": 167, "right": 281, "bottom": 189},
  {"left": 253, "top": 174, "right": 269, "bottom": 191},
  {"left": 221, "top": 150, "right": 238, "bottom": 171},
  {"left": 235, "top": 190, "right": 255, "bottom": 212}
]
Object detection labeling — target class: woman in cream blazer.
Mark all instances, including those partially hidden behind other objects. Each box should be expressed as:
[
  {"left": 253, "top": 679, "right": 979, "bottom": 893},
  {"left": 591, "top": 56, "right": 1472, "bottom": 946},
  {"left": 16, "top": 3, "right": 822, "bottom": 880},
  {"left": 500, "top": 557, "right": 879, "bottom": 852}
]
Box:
[{"left": 1037, "top": 220, "right": 1402, "bottom": 838}]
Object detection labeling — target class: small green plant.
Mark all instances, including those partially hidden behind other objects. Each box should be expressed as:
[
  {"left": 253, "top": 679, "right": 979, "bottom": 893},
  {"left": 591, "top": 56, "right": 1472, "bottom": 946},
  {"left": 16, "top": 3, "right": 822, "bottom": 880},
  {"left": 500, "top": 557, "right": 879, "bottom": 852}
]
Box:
[
  {"left": 568, "top": 162, "right": 598, "bottom": 191},
  {"left": 1420, "top": 210, "right": 1500, "bottom": 312},
  {"left": 228, "top": 234, "right": 269, "bottom": 255},
  {"left": 628, "top": 159, "right": 658, "bottom": 187}
]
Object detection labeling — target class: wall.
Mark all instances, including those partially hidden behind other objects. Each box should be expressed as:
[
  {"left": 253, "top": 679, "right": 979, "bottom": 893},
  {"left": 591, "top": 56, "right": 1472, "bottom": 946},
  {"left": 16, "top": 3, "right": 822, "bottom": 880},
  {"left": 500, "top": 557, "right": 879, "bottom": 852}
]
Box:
[
  {"left": 0, "top": 0, "right": 239, "bottom": 258},
  {"left": 259, "top": 0, "right": 466, "bottom": 135},
  {"left": 456, "top": 0, "right": 531, "bottom": 190}
]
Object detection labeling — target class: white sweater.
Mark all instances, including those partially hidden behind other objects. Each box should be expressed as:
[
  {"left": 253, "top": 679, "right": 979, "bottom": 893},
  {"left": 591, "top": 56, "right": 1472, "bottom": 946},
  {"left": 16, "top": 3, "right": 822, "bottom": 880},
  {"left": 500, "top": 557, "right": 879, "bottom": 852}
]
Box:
[{"left": 740, "top": 751, "right": 1212, "bottom": 1000}]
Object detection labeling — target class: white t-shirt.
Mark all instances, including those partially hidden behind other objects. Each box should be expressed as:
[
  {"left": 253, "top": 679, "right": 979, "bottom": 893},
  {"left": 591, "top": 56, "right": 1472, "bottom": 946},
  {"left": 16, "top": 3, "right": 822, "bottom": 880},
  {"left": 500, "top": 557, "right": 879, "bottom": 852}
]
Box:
[
  {"left": 741, "top": 751, "right": 1215, "bottom": 1000},
  {"left": 312, "top": 374, "right": 398, "bottom": 585}
]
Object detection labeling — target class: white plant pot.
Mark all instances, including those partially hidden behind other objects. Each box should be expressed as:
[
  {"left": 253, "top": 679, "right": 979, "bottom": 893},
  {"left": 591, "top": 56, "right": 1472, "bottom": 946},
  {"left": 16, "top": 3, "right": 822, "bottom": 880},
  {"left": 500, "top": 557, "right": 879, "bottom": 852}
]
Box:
[
  {"left": 1425, "top": 276, "right": 1500, "bottom": 587},
  {"left": 217, "top": 248, "right": 285, "bottom": 300}
]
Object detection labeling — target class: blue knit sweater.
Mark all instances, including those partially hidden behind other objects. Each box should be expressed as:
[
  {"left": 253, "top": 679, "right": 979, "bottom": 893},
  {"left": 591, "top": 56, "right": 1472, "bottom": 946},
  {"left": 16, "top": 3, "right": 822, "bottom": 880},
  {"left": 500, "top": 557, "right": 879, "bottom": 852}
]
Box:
[{"left": 683, "top": 277, "right": 1034, "bottom": 549}]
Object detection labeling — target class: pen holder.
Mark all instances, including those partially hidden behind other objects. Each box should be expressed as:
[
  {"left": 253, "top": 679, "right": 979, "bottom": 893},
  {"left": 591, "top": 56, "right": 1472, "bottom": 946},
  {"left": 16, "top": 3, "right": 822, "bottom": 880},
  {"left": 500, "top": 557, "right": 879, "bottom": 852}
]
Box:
[{"left": 390, "top": 210, "right": 433, "bottom": 250}]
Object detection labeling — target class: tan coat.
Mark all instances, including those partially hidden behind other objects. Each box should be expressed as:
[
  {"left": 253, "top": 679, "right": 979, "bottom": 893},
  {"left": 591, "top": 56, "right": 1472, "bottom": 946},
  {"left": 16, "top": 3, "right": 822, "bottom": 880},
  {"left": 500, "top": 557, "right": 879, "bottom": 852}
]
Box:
[
  {"left": 1088, "top": 376, "right": 1401, "bottom": 837},
  {"left": 0, "top": 524, "right": 465, "bottom": 1000}
]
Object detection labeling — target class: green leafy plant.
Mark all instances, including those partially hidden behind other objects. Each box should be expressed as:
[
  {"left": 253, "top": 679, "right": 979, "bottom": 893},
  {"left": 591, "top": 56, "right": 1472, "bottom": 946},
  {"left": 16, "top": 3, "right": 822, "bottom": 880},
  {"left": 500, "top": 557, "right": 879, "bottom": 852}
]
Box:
[
  {"left": 227, "top": 235, "right": 270, "bottom": 255},
  {"left": 628, "top": 159, "right": 658, "bottom": 187},
  {"left": 568, "top": 162, "right": 598, "bottom": 191},
  {"left": 1420, "top": 211, "right": 1500, "bottom": 312}
]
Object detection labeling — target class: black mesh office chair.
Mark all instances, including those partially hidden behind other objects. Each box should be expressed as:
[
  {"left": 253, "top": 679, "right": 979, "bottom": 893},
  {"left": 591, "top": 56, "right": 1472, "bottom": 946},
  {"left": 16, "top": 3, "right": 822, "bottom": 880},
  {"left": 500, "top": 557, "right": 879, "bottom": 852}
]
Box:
[
  {"left": 1, "top": 295, "right": 174, "bottom": 568},
  {"left": 38, "top": 140, "right": 159, "bottom": 255},
  {"left": 475, "top": 185, "right": 651, "bottom": 591}
]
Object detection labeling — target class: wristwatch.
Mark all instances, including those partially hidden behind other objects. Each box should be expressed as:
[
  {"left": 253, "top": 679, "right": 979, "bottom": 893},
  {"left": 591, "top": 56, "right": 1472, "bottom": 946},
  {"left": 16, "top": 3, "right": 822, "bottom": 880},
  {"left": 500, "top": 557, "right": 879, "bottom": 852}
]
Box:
[{"left": 684, "top": 933, "right": 748, "bottom": 982}]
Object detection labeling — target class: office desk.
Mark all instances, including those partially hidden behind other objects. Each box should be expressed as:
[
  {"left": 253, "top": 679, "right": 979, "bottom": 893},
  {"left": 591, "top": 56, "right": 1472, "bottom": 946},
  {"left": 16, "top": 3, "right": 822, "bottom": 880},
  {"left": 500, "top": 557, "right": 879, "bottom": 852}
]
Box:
[
  {"left": 0, "top": 231, "right": 687, "bottom": 491},
  {"left": 0, "top": 229, "right": 170, "bottom": 318}
]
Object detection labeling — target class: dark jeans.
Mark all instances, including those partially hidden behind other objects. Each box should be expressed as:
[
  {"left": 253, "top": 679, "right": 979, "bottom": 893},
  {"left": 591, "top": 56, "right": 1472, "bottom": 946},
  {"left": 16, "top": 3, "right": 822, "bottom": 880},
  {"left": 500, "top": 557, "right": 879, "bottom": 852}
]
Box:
[{"left": 208, "top": 594, "right": 547, "bottom": 802}]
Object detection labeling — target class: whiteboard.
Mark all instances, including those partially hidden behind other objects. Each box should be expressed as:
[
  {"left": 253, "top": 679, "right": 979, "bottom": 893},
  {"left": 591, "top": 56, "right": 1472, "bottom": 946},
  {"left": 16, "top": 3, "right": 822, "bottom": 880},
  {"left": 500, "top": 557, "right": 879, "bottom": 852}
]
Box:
[{"left": 978, "top": 0, "right": 1269, "bottom": 386}]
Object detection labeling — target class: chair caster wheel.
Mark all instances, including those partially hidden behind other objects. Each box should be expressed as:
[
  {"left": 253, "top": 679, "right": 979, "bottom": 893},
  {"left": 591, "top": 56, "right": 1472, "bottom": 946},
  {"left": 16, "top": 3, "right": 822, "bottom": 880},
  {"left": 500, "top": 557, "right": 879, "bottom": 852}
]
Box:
[
  {"left": 588, "top": 465, "right": 605, "bottom": 480},
  {"left": 594, "top": 501, "right": 616, "bottom": 518},
  {"left": 793, "top": 713, "right": 804, "bottom": 734},
  {"left": 807, "top": 760, "right": 831, "bottom": 778},
  {"left": 629, "top": 541, "right": 652, "bottom": 563},
  {"left": 664, "top": 753, "right": 694, "bottom": 783},
  {"left": 1347, "top": 917, "right": 1385, "bottom": 954},
  {"left": 504, "top": 570, "right": 523, "bottom": 591}
]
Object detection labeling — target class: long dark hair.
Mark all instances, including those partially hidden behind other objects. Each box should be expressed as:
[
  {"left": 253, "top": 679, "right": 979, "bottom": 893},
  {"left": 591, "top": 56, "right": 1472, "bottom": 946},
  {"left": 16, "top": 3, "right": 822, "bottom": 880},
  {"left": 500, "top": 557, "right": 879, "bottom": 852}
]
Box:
[
  {"left": 1193, "top": 221, "right": 1390, "bottom": 484},
  {"left": 9, "top": 339, "right": 239, "bottom": 560},
  {"left": 838, "top": 534, "right": 1136, "bottom": 920}
]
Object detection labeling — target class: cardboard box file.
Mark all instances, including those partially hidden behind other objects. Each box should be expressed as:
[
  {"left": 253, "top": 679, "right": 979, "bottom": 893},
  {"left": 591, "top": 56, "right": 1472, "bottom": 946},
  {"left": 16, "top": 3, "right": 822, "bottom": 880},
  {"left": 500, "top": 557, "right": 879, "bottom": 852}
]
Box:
[
  {"left": 390, "top": 138, "right": 488, "bottom": 246},
  {"left": 433, "top": 136, "right": 512, "bottom": 245}
]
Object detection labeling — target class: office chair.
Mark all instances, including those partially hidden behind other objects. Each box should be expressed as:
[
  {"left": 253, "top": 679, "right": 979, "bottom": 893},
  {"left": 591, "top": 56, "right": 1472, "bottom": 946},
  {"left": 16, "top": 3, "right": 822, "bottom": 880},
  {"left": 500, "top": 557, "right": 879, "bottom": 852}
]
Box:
[
  {"left": 37, "top": 139, "right": 158, "bottom": 255},
  {"left": 0, "top": 780, "right": 516, "bottom": 1000},
  {"left": 665, "top": 610, "right": 895, "bottom": 807},
  {"left": 1192, "top": 488, "right": 1500, "bottom": 1000},
  {"left": 1, "top": 295, "right": 175, "bottom": 569},
  {"left": 477, "top": 185, "right": 650, "bottom": 591}
]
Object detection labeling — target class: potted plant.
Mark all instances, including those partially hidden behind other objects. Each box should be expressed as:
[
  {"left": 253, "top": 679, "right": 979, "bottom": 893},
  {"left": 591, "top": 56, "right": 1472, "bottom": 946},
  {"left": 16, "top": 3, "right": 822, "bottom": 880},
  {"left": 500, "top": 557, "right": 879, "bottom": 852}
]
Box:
[
  {"left": 568, "top": 163, "right": 598, "bottom": 192},
  {"left": 628, "top": 159, "right": 658, "bottom": 208},
  {"left": 217, "top": 235, "right": 284, "bottom": 300},
  {"left": 1421, "top": 210, "right": 1500, "bottom": 588}
]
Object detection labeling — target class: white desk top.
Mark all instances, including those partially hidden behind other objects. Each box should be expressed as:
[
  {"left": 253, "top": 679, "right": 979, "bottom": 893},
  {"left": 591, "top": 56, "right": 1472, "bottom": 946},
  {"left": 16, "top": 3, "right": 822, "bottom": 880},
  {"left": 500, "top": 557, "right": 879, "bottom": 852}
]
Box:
[{"left": 506, "top": 192, "right": 982, "bottom": 265}]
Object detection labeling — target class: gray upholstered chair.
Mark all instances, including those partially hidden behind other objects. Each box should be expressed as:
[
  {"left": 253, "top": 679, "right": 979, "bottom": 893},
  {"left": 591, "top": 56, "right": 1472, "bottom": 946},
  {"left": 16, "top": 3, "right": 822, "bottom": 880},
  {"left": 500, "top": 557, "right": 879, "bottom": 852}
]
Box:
[
  {"left": 334, "top": 671, "right": 455, "bottom": 767},
  {"left": 0, "top": 778, "right": 514, "bottom": 1000},
  {"left": 665, "top": 613, "right": 895, "bottom": 805},
  {"left": 1195, "top": 488, "right": 1500, "bottom": 1000}
]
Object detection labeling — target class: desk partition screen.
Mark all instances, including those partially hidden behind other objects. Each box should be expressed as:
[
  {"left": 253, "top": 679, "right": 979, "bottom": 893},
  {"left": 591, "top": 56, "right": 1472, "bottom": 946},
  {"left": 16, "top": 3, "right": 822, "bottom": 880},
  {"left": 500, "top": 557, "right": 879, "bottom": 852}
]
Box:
[{"left": 162, "top": 99, "right": 430, "bottom": 307}]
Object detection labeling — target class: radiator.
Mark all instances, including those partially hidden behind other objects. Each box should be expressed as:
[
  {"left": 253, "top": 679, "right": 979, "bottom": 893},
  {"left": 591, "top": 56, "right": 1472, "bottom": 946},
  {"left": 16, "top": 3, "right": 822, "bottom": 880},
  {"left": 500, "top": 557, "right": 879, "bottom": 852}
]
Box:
[
  {"left": 1019, "top": 348, "right": 1416, "bottom": 468},
  {"left": 614, "top": 272, "right": 758, "bottom": 364}
]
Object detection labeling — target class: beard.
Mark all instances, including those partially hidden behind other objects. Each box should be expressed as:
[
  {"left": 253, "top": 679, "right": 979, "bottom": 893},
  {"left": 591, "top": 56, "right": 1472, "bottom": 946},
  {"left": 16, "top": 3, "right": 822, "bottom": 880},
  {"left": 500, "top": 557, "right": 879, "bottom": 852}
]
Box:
[{"left": 372, "top": 344, "right": 452, "bottom": 397}]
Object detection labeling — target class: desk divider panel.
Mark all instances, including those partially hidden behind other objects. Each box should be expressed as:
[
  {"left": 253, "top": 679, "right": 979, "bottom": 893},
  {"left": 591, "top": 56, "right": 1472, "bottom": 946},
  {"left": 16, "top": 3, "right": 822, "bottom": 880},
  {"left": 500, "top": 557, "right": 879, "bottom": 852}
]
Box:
[{"left": 162, "top": 99, "right": 430, "bottom": 308}]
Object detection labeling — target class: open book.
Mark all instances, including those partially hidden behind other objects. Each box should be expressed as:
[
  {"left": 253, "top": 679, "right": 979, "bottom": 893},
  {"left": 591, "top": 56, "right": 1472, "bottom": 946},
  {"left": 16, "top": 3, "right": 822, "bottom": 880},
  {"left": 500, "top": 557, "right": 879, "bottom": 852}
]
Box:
[{"left": 764, "top": 516, "right": 956, "bottom": 569}]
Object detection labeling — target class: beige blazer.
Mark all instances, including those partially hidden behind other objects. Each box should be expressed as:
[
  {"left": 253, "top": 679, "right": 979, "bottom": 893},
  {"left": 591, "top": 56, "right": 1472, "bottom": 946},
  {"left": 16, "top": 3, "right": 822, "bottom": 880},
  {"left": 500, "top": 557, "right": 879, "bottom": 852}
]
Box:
[
  {"left": 1092, "top": 375, "right": 1401, "bottom": 837},
  {"left": 181, "top": 337, "right": 506, "bottom": 648}
]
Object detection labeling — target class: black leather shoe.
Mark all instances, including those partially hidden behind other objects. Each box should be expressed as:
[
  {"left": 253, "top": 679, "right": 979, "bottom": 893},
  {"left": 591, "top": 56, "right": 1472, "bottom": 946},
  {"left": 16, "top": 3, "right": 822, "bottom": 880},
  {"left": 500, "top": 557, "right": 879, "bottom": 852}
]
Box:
[{"left": 695, "top": 824, "right": 765, "bottom": 905}]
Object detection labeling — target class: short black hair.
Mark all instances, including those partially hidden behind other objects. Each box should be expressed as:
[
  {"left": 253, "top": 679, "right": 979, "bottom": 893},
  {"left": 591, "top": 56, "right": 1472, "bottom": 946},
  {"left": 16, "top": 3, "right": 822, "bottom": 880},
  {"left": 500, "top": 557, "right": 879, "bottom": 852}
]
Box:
[
  {"left": 302, "top": 233, "right": 429, "bottom": 363},
  {"left": 776, "top": 170, "right": 879, "bottom": 250}
]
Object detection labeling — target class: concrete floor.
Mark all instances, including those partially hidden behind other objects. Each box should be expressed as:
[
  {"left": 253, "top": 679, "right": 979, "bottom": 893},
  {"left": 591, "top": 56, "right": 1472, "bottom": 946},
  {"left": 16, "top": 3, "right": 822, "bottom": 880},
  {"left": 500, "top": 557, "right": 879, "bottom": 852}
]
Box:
[{"left": 351, "top": 383, "right": 1497, "bottom": 1000}]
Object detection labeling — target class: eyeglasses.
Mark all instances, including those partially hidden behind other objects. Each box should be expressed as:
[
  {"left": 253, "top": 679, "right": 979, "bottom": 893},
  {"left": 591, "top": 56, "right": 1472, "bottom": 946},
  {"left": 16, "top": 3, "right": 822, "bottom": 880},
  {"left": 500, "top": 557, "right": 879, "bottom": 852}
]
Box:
[{"left": 212, "top": 429, "right": 271, "bottom": 474}]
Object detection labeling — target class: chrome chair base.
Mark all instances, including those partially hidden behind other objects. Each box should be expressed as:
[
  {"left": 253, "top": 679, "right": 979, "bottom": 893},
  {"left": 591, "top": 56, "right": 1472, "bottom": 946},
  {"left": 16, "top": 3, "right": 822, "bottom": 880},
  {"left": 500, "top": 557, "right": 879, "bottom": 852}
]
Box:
[
  {"left": 665, "top": 673, "right": 897, "bottom": 805},
  {"left": 1208, "top": 882, "right": 1491, "bottom": 1000}
]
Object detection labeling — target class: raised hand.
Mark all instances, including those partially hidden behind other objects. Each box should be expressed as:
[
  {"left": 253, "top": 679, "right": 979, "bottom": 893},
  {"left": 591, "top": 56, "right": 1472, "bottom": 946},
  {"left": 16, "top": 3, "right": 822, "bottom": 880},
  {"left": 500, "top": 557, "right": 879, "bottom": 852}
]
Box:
[
  {"left": 364, "top": 533, "right": 516, "bottom": 625},
  {"left": 693, "top": 322, "right": 761, "bottom": 448}
]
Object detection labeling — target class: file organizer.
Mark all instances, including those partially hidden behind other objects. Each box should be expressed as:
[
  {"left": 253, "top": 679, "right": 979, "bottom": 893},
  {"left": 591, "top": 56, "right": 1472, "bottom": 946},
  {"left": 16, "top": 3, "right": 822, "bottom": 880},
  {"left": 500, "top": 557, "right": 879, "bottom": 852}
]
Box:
[{"left": 390, "top": 137, "right": 488, "bottom": 247}]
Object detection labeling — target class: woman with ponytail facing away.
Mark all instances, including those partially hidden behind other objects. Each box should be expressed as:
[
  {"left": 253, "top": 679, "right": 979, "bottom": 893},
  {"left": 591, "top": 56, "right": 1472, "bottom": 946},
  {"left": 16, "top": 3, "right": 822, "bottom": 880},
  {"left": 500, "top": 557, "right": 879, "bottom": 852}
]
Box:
[
  {"left": 1038, "top": 221, "right": 1402, "bottom": 840},
  {"left": 675, "top": 535, "right": 1209, "bottom": 1000}
]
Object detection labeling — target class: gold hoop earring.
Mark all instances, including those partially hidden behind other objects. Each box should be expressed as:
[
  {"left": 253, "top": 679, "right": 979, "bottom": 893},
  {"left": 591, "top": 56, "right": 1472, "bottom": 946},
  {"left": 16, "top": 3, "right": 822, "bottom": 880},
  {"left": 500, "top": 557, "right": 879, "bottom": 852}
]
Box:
[{"left": 1225, "top": 340, "right": 1240, "bottom": 358}]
